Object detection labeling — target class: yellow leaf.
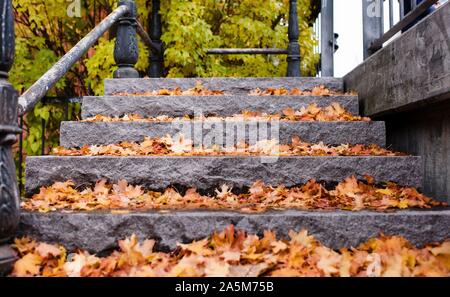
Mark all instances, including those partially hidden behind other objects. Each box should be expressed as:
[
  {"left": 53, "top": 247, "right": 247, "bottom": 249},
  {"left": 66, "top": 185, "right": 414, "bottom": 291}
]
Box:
[
  {"left": 12, "top": 253, "right": 42, "bottom": 276},
  {"left": 376, "top": 188, "right": 394, "bottom": 196}
]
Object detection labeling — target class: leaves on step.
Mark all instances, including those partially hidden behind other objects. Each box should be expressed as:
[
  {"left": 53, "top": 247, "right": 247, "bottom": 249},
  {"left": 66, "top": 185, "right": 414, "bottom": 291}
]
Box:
[
  {"left": 83, "top": 103, "right": 370, "bottom": 123},
  {"left": 52, "top": 135, "right": 403, "bottom": 157},
  {"left": 111, "top": 83, "right": 353, "bottom": 97},
  {"left": 249, "top": 85, "right": 356, "bottom": 96},
  {"left": 21, "top": 176, "right": 446, "bottom": 213},
  {"left": 11, "top": 225, "right": 450, "bottom": 277},
  {"left": 112, "top": 82, "right": 225, "bottom": 96}
]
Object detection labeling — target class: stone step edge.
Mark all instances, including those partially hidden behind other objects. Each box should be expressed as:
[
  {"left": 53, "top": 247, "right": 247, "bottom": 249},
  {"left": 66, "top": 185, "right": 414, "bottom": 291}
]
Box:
[
  {"left": 103, "top": 77, "right": 345, "bottom": 96},
  {"left": 81, "top": 95, "right": 359, "bottom": 119},
  {"left": 19, "top": 209, "right": 450, "bottom": 253},
  {"left": 24, "top": 156, "right": 423, "bottom": 195},
  {"left": 59, "top": 121, "right": 386, "bottom": 147}
]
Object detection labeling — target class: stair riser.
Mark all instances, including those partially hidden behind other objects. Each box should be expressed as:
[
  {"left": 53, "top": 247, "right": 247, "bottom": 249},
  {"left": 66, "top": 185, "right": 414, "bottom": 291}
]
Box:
[
  {"left": 19, "top": 210, "right": 450, "bottom": 253},
  {"left": 81, "top": 95, "right": 359, "bottom": 119},
  {"left": 60, "top": 121, "right": 386, "bottom": 147},
  {"left": 25, "top": 156, "right": 422, "bottom": 196},
  {"left": 104, "top": 77, "right": 345, "bottom": 96}
]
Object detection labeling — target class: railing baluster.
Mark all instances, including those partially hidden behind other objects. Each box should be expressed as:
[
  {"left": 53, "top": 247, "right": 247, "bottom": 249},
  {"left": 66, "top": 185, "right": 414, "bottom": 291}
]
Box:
[
  {"left": 149, "top": 0, "right": 164, "bottom": 78},
  {"left": 389, "top": 0, "right": 394, "bottom": 28},
  {"left": 18, "top": 116, "right": 23, "bottom": 196},
  {"left": 0, "top": 0, "right": 20, "bottom": 275},
  {"left": 362, "top": 0, "right": 384, "bottom": 59},
  {"left": 64, "top": 98, "right": 69, "bottom": 121},
  {"left": 114, "top": 0, "right": 139, "bottom": 78},
  {"left": 400, "top": 0, "right": 405, "bottom": 19},
  {"left": 41, "top": 118, "right": 45, "bottom": 155},
  {"left": 287, "top": 0, "right": 301, "bottom": 77},
  {"left": 321, "top": 0, "right": 334, "bottom": 77}
]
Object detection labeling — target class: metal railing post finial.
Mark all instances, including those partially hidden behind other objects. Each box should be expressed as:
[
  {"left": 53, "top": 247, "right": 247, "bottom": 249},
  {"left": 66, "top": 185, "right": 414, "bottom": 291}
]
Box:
[
  {"left": 287, "top": 0, "right": 302, "bottom": 77},
  {"left": 114, "top": 0, "right": 140, "bottom": 78},
  {"left": 0, "top": 0, "right": 21, "bottom": 276}
]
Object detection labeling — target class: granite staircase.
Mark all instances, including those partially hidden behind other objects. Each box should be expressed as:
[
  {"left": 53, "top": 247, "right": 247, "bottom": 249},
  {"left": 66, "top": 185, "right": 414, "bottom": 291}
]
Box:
[{"left": 19, "top": 77, "right": 450, "bottom": 253}]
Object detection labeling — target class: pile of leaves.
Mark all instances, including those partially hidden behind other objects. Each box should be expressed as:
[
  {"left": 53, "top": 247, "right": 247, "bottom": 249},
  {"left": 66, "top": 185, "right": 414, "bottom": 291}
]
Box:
[
  {"left": 249, "top": 85, "right": 356, "bottom": 96},
  {"left": 83, "top": 103, "right": 370, "bottom": 123},
  {"left": 52, "top": 135, "right": 403, "bottom": 157},
  {"left": 21, "top": 176, "right": 445, "bottom": 213},
  {"left": 112, "top": 85, "right": 352, "bottom": 98},
  {"left": 11, "top": 225, "right": 450, "bottom": 277},
  {"left": 113, "top": 82, "right": 225, "bottom": 96}
]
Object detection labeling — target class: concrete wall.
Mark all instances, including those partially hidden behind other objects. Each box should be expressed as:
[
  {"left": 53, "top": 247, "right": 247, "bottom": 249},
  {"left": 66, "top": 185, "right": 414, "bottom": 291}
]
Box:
[
  {"left": 344, "top": 3, "right": 450, "bottom": 202},
  {"left": 345, "top": 2, "right": 450, "bottom": 117},
  {"left": 384, "top": 101, "right": 450, "bottom": 203}
]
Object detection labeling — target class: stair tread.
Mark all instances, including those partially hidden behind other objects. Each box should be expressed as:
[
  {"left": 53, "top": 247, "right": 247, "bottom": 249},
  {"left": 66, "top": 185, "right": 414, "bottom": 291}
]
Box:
[
  {"left": 19, "top": 209, "right": 450, "bottom": 253},
  {"left": 104, "top": 77, "right": 345, "bottom": 96},
  {"left": 81, "top": 95, "right": 359, "bottom": 119},
  {"left": 25, "top": 155, "right": 422, "bottom": 195},
  {"left": 60, "top": 121, "right": 386, "bottom": 147}
]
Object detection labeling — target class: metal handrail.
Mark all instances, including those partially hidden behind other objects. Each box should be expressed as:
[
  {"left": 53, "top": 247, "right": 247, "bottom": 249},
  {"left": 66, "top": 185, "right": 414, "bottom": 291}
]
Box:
[
  {"left": 203, "top": 0, "right": 301, "bottom": 77},
  {"left": 17, "top": 5, "right": 130, "bottom": 115},
  {"left": 206, "top": 48, "right": 289, "bottom": 55},
  {"left": 369, "top": 0, "right": 438, "bottom": 51},
  {"left": 136, "top": 21, "right": 162, "bottom": 54}
]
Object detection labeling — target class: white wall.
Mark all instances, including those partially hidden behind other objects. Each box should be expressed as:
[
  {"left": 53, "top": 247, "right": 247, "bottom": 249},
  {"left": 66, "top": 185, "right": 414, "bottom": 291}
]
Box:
[{"left": 333, "top": 0, "right": 401, "bottom": 77}]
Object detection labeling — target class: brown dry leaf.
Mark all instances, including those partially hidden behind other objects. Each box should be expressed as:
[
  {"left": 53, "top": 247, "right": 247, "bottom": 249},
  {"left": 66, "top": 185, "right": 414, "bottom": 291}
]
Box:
[
  {"left": 204, "top": 259, "right": 231, "bottom": 276},
  {"left": 12, "top": 237, "right": 37, "bottom": 255},
  {"left": 228, "top": 263, "right": 270, "bottom": 277},
  {"left": 35, "top": 243, "right": 62, "bottom": 258},
  {"left": 315, "top": 247, "right": 341, "bottom": 276},
  {"left": 249, "top": 86, "right": 353, "bottom": 97},
  {"left": 113, "top": 82, "right": 225, "bottom": 97},
  {"left": 430, "top": 242, "right": 450, "bottom": 256},
  {"left": 220, "top": 251, "right": 241, "bottom": 262},
  {"left": 271, "top": 241, "right": 289, "bottom": 254},
  {"left": 12, "top": 253, "right": 42, "bottom": 276},
  {"left": 178, "top": 239, "right": 214, "bottom": 256}
]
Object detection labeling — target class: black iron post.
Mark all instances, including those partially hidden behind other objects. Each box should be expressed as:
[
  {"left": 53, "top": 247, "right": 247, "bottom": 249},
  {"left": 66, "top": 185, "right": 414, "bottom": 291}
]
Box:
[
  {"left": 149, "top": 0, "right": 164, "bottom": 77},
  {"left": 286, "top": 0, "right": 301, "bottom": 77},
  {"left": 0, "top": 0, "right": 21, "bottom": 275},
  {"left": 114, "top": 0, "right": 139, "bottom": 78}
]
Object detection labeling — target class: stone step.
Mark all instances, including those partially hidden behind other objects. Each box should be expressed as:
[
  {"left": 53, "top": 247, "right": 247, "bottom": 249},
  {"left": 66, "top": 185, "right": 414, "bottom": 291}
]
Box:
[
  {"left": 19, "top": 209, "right": 450, "bottom": 253},
  {"left": 103, "top": 77, "right": 345, "bottom": 96},
  {"left": 25, "top": 156, "right": 422, "bottom": 195},
  {"left": 59, "top": 121, "right": 386, "bottom": 147},
  {"left": 81, "top": 95, "right": 359, "bottom": 119}
]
